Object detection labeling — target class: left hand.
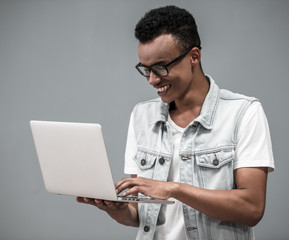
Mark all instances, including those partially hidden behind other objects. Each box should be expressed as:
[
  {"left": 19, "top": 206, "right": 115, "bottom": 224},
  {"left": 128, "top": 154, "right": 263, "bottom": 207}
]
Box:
[{"left": 115, "top": 177, "right": 176, "bottom": 200}]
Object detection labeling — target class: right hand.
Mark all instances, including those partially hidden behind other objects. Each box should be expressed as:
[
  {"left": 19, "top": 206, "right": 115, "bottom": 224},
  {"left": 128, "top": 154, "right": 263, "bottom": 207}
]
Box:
[{"left": 76, "top": 197, "right": 136, "bottom": 225}]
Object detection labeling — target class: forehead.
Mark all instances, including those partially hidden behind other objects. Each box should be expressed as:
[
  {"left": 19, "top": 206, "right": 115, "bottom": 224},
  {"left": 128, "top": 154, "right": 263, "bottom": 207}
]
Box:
[{"left": 137, "top": 34, "right": 179, "bottom": 65}]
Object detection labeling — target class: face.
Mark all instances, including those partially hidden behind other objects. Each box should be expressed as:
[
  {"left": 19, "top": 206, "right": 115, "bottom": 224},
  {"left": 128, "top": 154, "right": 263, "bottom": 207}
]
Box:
[{"left": 137, "top": 34, "right": 196, "bottom": 104}]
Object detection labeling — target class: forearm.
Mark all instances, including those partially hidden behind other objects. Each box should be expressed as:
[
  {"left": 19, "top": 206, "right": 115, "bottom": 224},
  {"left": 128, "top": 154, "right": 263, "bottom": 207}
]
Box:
[
  {"left": 171, "top": 183, "right": 264, "bottom": 226},
  {"left": 167, "top": 167, "right": 268, "bottom": 227}
]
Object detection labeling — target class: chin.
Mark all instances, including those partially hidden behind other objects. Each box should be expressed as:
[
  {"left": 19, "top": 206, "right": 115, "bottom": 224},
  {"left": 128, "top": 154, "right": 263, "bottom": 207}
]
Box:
[{"left": 159, "top": 96, "right": 172, "bottom": 104}]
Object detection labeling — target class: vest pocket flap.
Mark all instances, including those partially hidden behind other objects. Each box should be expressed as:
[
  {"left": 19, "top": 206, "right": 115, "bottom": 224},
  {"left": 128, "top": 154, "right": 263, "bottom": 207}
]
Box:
[
  {"left": 195, "top": 149, "right": 234, "bottom": 169},
  {"left": 134, "top": 151, "right": 157, "bottom": 170}
]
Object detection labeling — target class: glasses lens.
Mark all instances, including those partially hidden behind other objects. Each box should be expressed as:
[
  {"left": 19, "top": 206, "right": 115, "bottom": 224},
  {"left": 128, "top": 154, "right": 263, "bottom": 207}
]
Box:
[
  {"left": 136, "top": 65, "right": 149, "bottom": 77},
  {"left": 151, "top": 65, "right": 168, "bottom": 77},
  {"left": 136, "top": 64, "right": 168, "bottom": 77}
]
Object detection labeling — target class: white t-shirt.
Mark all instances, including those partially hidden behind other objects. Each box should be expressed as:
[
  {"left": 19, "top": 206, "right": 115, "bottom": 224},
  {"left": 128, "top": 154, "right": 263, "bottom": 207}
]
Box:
[{"left": 124, "top": 101, "right": 275, "bottom": 240}]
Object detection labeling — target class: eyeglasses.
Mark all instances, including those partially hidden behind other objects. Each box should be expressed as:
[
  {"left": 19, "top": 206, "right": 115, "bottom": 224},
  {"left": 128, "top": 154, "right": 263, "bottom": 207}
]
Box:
[{"left": 135, "top": 45, "right": 200, "bottom": 77}]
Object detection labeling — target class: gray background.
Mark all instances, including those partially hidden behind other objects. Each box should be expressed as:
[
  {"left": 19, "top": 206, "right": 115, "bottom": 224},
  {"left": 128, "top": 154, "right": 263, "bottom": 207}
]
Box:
[{"left": 0, "top": 0, "right": 288, "bottom": 239}]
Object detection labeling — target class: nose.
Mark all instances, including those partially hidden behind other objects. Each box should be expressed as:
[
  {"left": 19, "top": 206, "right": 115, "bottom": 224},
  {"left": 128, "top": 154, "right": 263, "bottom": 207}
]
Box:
[{"left": 147, "top": 71, "right": 161, "bottom": 86}]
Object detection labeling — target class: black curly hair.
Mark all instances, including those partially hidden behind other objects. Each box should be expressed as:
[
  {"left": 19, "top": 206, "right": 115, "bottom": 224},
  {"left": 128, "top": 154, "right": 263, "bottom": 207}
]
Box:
[{"left": 135, "top": 6, "right": 201, "bottom": 52}]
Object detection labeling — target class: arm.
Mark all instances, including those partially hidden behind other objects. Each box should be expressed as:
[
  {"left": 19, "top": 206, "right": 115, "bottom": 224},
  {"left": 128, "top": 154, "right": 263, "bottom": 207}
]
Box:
[
  {"left": 173, "top": 167, "right": 267, "bottom": 226},
  {"left": 116, "top": 167, "right": 268, "bottom": 227},
  {"left": 77, "top": 174, "right": 139, "bottom": 227}
]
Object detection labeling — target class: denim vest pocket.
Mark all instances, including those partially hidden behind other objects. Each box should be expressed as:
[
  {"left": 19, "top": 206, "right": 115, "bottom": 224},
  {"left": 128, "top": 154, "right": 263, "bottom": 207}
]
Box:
[
  {"left": 134, "top": 150, "right": 157, "bottom": 178},
  {"left": 195, "top": 149, "right": 235, "bottom": 190}
]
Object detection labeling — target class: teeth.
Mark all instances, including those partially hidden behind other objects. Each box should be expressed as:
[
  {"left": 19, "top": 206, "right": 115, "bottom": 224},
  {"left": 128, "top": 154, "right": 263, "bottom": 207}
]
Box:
[{"left": 157, "top": 85, "right": 170, "bottom": 93}]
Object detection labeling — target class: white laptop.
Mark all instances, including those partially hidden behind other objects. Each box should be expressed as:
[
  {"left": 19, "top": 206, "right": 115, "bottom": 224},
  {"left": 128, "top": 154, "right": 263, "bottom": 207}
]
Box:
[{"left": 30, "top": 120, "right": 174, "bottom": 204}]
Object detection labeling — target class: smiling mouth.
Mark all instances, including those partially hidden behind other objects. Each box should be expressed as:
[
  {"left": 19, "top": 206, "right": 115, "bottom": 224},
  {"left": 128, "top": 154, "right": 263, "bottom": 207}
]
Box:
[{"left": 157, "top": 85, "right": 170, "bottom": 93}]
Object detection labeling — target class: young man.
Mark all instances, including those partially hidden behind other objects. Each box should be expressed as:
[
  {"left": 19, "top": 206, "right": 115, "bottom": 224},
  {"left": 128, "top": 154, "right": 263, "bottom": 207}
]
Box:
[{"left": 77, "top": 6, "right": 274, "bottom": 240}]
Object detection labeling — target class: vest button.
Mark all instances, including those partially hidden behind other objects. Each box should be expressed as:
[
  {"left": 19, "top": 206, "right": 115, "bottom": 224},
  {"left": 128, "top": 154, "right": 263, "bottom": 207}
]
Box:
[
  {"left": 140, "top": 159, "right": 146, "bottom": 166},
  {"left": 213, "top": 159, "right": 219, "bottom": 166},
  {"left": 144, "top": 225, "right": 150, "bottom": 232},
  {"left": 181, "top": 156, "right": 191, "bottom": 160},
  {"left": 187, "top": 226, "right": 197, "bottom": 231},
  {"left": 159, "top": 157, "right": 165, "bottom": 165}
]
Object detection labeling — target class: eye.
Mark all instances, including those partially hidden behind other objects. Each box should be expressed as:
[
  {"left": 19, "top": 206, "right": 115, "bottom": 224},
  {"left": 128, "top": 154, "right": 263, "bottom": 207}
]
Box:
[
  {"left": 151, "top": 65, "right": 167, "bottom": 76},
  {"left": 153, "top": 65, "right": 166, "bottom": 71}
]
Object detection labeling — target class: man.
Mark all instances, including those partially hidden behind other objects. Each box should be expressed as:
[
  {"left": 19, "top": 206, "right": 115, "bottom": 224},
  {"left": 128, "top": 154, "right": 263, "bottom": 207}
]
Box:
[{"left": 77, "top": 5, "right": 274, "bottom": 240}]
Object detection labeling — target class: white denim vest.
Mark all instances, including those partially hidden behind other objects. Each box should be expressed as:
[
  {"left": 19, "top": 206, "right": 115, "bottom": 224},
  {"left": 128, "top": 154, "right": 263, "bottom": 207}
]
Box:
[{"left": 132, "top": 77, "right": 257, "bottom": 240}]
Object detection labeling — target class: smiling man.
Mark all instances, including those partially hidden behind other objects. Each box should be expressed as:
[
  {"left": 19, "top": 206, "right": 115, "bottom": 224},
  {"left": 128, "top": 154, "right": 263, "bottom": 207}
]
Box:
[{"left": 77, "top": 5, "right": 274, "bottom": 240}]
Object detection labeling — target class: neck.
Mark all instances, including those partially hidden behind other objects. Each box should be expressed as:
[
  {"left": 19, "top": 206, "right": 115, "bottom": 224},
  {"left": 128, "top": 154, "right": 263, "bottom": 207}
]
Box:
[
  {"left": 172, "top": 73, "right": 209, "bottom": 113},
  {"left": 169, "top": 73, "right": 209, "bottom": 128}
]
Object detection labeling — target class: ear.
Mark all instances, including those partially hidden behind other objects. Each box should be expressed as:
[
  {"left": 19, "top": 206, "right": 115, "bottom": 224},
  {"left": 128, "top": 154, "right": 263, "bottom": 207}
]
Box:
[{"left": 190, "top": 47, "right": 201, "bottom": 65}]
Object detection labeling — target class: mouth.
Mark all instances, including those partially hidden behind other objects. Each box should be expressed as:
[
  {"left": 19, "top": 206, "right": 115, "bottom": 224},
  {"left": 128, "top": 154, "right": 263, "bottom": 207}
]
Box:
[{"left": 157, "top": 84, "right": 170, "bottom": 94}]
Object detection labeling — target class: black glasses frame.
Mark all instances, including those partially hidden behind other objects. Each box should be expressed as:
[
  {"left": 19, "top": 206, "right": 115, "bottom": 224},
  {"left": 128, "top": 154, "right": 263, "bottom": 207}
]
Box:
[{"left": 135, "top": 45, "right": 201, "bottom": 77}]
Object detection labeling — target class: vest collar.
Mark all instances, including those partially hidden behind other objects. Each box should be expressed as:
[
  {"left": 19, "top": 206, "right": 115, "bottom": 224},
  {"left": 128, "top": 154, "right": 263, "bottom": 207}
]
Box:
[{"left": 194, "top": 76, "right": 220, "bottom": 130}]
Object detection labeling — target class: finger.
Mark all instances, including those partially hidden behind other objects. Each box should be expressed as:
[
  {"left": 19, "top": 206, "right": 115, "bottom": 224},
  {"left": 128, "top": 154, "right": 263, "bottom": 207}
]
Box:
[
  {"left": 76, "top": 197, "right": 95, "bottom": 205},
  {"left": 102, "top": 200, "right": 123, "bottom": 210},
  {"left": 76, "top": 196, "right": 85, "bottom": 203},
  {"left": 103, "top": 200, "right": 114, "bottom": 206},
  {"left": 115, "top": 177, "right": 131, "bottom": 190},
  {"left": 94, "top": 200, "right": 107, "bottom": 209},
  {"left": 101, "top": 200, "right": 115, "bottom": 209},
  {"left": 96, "top": 200, "right": 126, "bottom": 210},
  {"left": 116, "top": 178, "right": 138, "bottom": 194},
  {"left": 77, "top": 197, "right": 108, "bottom": 209},
  {"left": 122, "top": 185, "right": 143, "bottom": 196}
]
